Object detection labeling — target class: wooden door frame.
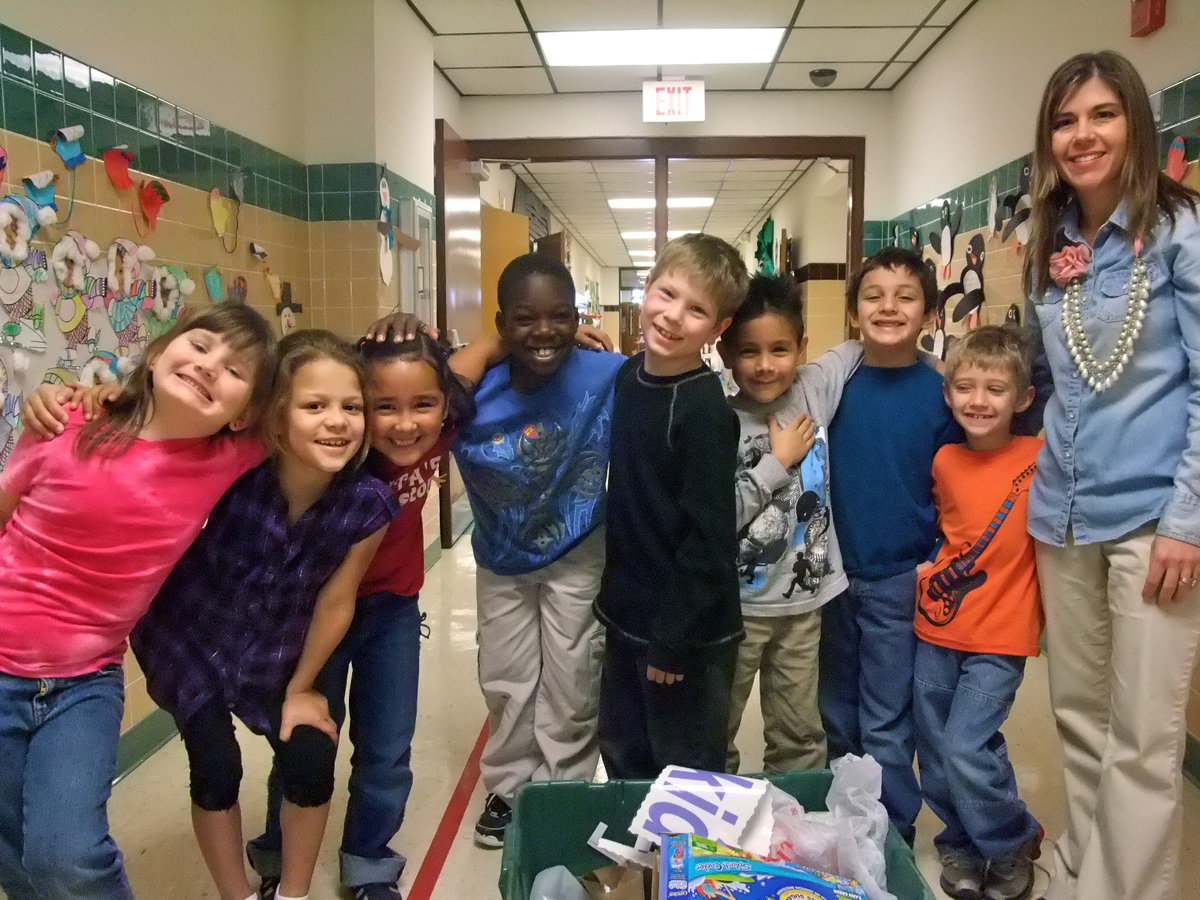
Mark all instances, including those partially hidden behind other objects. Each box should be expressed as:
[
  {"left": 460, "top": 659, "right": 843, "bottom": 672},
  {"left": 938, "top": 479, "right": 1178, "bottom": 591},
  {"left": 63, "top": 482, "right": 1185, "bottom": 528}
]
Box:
[{"left": 467, "top": 136, "right": 865, "bottom": 261}]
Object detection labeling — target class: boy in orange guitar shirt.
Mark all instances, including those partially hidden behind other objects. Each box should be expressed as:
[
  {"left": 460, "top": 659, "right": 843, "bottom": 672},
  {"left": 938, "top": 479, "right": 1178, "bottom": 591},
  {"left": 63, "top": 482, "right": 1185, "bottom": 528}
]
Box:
[{"left": 913, "top": 326, "right": 1044, "bottom": 900}]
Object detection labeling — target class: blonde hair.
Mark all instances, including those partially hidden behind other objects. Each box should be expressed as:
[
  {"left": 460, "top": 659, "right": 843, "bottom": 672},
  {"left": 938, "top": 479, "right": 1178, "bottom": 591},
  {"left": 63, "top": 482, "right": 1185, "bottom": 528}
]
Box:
[
  {"left": 646, "top": 232, "right": 749, "bottom": 320},
  {"left": 268, "top": 329, "right": 371, "bottom": 470},
  {"left": 944, "top": 326, "right": 1032, "bottom": 393},
  {"left": 1024, "top": 51, "right": 1199, "bottom": 298}
]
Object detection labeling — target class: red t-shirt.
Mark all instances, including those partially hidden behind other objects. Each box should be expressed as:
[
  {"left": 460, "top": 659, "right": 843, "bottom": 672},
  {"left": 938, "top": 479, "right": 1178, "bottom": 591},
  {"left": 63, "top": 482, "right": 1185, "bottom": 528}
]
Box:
[
  {"left": 357, "top": 433, "right": 453, "bottom": 598},
  {"left": 0, "top": 409, "right": 265, "bottom": 677},
  {"left": 915, "top": 436, "right": 1044, "bottom": 657}
]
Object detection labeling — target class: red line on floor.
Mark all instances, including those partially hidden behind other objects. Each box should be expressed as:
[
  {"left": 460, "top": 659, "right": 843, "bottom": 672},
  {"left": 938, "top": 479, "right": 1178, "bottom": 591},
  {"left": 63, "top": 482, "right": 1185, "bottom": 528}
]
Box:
[{"left": 407, "top": 719, "right": 490, "bottom": 900}]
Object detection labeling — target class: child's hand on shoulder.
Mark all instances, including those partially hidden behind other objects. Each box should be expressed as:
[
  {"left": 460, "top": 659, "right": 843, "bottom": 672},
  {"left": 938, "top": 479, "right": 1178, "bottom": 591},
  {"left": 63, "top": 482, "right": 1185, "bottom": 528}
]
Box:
[
  {"left": 576, "top": 323, "right": 614, "bottom": 352},
  {"left": 768, "top": 413, "right": 815, "bottom": 470},
  {"left": 281, "top": 689, "right": 339, "bottom": 742},
  {"left": 20, "top": 382, "right": 117, "bottom": 438}
]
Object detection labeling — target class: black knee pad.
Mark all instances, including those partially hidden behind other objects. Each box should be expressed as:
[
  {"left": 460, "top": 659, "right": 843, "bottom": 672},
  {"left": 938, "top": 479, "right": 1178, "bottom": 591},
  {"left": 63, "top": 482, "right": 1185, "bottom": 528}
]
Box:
[{"left": 279, "top": 725, "right": 337, "bottom": 808}]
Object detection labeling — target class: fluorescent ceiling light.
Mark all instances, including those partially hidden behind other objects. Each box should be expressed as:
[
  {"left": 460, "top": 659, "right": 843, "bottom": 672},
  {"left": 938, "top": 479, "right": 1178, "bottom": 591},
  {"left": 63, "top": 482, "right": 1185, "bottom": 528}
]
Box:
[
  {"left": 622, "top": 230, "right": 690, "bottom": 240},
  {"left": 609, "top": 197, "right": 714, "bottom": 210},
  {"left": 538, "top": 29, "right": 784, "bottom": 67},
  {"left": 628, "top": 251, "right": 656, "bottom": 257}
]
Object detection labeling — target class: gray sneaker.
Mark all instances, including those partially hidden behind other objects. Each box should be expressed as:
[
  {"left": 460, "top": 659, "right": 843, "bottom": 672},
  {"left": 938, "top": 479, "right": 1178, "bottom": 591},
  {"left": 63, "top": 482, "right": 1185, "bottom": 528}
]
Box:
[
  {"left": 938, "top": 843, "right": 985, "bottom": 900},
  {"left": 983, "top": 838, "right": 1036, "bottom": 900}
]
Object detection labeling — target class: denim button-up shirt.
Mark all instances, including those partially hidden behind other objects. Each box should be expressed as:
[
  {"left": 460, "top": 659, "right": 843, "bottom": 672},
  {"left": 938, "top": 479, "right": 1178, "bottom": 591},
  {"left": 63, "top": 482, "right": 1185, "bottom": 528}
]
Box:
[{"left": 1027, "top": 201, "right": 1200, "bottom": 547}]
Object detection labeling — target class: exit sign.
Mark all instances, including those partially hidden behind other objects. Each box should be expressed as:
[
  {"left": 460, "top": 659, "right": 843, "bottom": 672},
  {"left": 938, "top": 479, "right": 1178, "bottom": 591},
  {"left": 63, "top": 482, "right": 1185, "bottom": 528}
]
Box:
[{"left": 643, "top": 80, "right": 705, "bottom": 123}]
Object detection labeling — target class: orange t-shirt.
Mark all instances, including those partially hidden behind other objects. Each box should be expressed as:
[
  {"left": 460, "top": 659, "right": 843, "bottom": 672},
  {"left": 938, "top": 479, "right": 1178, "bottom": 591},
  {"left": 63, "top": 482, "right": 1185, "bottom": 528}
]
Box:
[{"left": 915, "top": 435, "right": 1044, "bottom": 657}]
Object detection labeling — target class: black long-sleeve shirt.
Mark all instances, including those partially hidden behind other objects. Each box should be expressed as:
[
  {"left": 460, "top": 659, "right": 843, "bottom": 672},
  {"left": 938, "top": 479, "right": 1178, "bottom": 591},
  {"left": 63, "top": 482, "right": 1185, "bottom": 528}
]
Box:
[{"left": 595, "top": 354, "right": 742, "bottom": 670}]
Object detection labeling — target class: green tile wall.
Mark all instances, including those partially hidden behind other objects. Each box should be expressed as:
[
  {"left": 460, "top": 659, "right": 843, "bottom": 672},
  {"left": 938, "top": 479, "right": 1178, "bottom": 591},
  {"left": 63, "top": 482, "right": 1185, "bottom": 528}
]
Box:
[
  {"left": 0, "top": 22, "right": 433, "bottom": 224},
  {"left": 864, "top": 70, "right": 1200, "bottom": 258}
]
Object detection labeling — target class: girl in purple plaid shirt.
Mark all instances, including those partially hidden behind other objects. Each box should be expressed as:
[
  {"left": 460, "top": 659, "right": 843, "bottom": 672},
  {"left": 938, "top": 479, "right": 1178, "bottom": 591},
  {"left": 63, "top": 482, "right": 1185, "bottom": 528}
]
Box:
[{"left": 129, "top": 330, "right": 399, "bottom": 900}]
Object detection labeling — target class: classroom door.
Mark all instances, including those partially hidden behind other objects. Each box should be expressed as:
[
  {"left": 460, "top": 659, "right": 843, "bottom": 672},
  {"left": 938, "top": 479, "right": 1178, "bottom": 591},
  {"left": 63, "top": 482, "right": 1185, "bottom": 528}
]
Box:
[{"left": 481, "top": 206, "right": 531, "bottom": 336}]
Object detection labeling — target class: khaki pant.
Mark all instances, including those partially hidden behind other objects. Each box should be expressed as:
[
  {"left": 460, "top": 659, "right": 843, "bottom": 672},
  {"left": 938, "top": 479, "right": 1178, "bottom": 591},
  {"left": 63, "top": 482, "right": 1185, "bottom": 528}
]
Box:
[
  {"left": 1037, "top": 527, "right": 1200, "bottom": 900},
  {"left": 727, "top": 609, "right": 826, "bottom": 774},
  {"left": 475, "top": 527, "right": 606, "bottom": 802}
]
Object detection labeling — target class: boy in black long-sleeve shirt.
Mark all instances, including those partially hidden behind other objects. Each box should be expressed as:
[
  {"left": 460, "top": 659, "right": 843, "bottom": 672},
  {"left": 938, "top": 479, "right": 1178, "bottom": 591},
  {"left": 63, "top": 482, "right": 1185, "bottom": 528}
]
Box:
[{"left": 595, "top": 233, "right": 749, "bottom": 777}]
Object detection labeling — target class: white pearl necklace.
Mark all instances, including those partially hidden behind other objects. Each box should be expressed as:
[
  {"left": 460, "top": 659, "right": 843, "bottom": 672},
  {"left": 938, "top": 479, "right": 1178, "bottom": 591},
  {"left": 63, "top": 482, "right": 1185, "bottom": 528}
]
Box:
[{"left": 1060, "top": 253, "right": 1149, "bottom": 392}]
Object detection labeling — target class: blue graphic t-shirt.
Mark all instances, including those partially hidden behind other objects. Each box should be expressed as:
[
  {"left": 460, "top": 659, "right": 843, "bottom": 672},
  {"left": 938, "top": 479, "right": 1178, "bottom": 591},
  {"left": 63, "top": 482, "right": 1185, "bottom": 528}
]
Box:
[{"left": 454, "top": 348, "right": 624, "bottom": 575}]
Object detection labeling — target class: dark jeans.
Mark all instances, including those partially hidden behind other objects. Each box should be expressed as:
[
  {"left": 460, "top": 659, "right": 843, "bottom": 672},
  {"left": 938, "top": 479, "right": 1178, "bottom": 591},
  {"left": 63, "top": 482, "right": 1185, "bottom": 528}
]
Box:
[
  {"left": 177, "top": 696, "right": 337, "bottom": 811},
  {"left": 250, "top": 593, "right": 421, "bottom": 888},
  {"left": 818, "top": 572, "right": 922, "bottom": 843},
  {"left": 598, "top": 628, "right": 737, "bottom": 779}
]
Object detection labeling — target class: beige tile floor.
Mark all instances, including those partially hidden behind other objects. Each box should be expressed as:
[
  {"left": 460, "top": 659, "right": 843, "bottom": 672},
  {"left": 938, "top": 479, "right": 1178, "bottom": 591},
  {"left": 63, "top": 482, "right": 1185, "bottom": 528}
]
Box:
[{"left": 13, "top": 535, "right": 1200, "bottom": 899}]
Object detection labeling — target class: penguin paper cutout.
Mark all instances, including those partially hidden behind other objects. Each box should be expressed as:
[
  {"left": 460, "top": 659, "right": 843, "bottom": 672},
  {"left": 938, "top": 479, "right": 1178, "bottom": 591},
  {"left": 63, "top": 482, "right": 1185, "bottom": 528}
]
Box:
[
  {"left": 944, "top": 234, "right": 987, "bottom": 329},
  {"left": 0, "top": 250, "right": 48, "bottom": 353},
  {"left": 928, "top": 201, "right": 962, "bottom": 280},
  {"left": 920, "top": 256, "right": 952, "bottom": 360},
  {"left": 51, "top": 232, "right": 105, "bottom": 370},
  {"left": 988, "top": 177, "right": 1003, "bottom": 238},
  {"left": 1001, "top": 159, "right": 1033, "bottom": 250},
  {"left": 1005, "top": 304, "right": 1021, "bottom": 326}
]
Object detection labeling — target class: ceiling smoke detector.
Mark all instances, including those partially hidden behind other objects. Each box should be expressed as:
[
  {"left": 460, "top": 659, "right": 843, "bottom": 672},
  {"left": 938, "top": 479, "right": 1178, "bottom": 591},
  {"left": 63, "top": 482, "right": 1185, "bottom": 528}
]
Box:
[{"left": 809, "top": 68, "right": 837, "bottom": 88}]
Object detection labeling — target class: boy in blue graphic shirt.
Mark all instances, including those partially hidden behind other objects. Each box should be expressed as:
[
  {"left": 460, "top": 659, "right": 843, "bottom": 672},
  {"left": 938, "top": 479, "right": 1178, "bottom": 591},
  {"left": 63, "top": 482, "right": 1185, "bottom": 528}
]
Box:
[
  {"left": 822, "top": 247, "right": 962, "bottom": 844},
  {"left": 453, "top": 254, "right": 624, "bottom": 847}
]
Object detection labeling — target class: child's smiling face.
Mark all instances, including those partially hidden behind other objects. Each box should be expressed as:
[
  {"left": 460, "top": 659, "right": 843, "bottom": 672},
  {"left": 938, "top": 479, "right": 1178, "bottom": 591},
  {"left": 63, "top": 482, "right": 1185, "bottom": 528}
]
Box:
[
  {"left": 368, "top": 358, "right": 448, "bottom": 467},
  {"left": 495, "top": 273, "right": 578, "bottom": 389},
  {"left": 850, "top": 265, "right": 932, "bottom": 366},
  {"left": 719, "top": 312, "right": 806, "bottom": 405}
]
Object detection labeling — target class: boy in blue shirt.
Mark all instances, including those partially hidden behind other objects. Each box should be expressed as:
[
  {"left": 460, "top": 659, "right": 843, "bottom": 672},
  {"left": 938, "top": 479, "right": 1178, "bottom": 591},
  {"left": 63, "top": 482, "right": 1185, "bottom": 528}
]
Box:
[
  {"left": 453, "top": 254, "right": 624, "bottom": 848},
  {"left": 822, "top": 247, "right": 962, "bottom": 844},
  {"left": 595, "top": 233, "right": 749, "bottom": 777}
]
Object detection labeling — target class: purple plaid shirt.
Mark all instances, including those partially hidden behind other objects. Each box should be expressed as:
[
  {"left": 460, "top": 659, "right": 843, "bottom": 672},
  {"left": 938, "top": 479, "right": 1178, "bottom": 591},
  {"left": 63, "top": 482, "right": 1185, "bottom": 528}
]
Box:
[{"left": 131, "top": 461, "right": 398, "bottom": 735}]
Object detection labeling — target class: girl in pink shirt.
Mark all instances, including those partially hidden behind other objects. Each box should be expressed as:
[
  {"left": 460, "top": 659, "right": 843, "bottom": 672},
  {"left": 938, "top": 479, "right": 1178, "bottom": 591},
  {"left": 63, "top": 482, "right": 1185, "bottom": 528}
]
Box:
[{"left": 0, "top": 304, "right": 277, "bottom": 900}]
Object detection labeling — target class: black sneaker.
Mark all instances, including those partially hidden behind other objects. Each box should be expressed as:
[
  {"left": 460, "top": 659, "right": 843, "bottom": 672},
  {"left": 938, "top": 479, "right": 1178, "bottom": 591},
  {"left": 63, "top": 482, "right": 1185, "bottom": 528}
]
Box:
[
  {"left": 352, "top": 883, "right": 403, "bottom": 900},
  {"left": 473, "top": 793, "right": 512, "bottom": 848},
  {"left": 938, "top": 843, "right": 985, "bottom": 900},
  {"left": 258, "top": 876, "right": 279, "bottom": 900}
]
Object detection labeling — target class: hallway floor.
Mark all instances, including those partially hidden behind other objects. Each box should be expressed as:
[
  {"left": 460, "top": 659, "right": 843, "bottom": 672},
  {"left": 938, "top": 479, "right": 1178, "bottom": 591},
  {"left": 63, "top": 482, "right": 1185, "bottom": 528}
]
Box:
[{"left": 75, "top": 537, "right": 1200, "bottom": 898}]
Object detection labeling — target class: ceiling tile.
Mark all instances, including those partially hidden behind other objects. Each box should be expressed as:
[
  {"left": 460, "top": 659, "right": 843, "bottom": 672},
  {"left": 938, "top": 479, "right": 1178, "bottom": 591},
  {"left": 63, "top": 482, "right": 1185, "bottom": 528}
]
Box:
[
  {"left": 434, "top": 33, "right": 542, "bottom": 68},
  {"left": 551, "top": 66, "right": 656, "bottom": 92},
  {"left": 874, "top": 62, "right": 911, "bottom": 89},
  {"left": 521, "top": 161, "right": 597, "bottom": 174},
  {"left": 522, "top": 0, "right": 657, "bottom": 32},
  {"left": 661, "top": 0, "right": 797, "bottom": 28},
  {"left": 592, "top": 159, "right": 655, "bottom": 173},
  {"left": 796, "top": 0, "right": 940, "bottom": 27},
  {"left": 727, "top": 158, "right": 804, "bottom": 172},
  {"left": 444, "top": 67, "right": 553, "bottom": 95},
  {"left": 767, "top": 61, "right": 884, "bottom": 90},
  {"left": 780, "top": 27, "right": 912, "bottom": 63},
  {"left": 927, "top": 0, "right": 976, "bottom": 26},
  {"left": 658, "top": 63, "right": 773, "bottom": 90},
  {"left": 894, "top": 26, "right": 942, "bottom": 61},
  {"left": 668, "top": 159, "right": 732, "bottom": 172},
  {"left": 410, "top": 0, "right": 527, "bottom": 34}
]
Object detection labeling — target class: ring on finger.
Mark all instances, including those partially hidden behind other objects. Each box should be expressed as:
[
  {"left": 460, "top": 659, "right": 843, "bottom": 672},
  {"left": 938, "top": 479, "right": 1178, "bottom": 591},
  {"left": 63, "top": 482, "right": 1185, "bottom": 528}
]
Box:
[{"left": 1181, "top": 576, "right": 1198, "bottom": 587}]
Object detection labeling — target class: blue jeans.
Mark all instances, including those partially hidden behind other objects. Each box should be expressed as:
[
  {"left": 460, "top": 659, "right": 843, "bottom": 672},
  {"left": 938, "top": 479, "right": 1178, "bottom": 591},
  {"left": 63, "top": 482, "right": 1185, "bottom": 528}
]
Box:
[
  {"left": 249, "top": 593, "right": 421, "bottom": 888},
  {"left": 913, "top": 640, "right": 1039, "bottom": 860},
  {"left": 0, "top": 666, "right": 133, "bottom": 900},
  {"left": 818, "top": 572, "right": 921, "bottom": 843}
]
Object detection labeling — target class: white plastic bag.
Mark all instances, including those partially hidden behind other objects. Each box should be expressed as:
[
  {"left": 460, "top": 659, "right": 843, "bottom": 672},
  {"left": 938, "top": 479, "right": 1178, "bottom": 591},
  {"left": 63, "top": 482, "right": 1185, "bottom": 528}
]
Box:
[
  {"left": 764, "top": 784, "right": 841, "bottom": 873},
  {"left": 824, "top": 754, "right": 895, "bottom": 900},
  {"left": 530, "top": 864, "right": 589, "bottom": 900}
]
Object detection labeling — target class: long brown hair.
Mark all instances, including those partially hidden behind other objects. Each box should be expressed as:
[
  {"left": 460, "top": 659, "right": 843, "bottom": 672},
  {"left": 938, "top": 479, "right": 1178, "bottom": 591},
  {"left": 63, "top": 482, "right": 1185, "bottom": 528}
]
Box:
[
  {"left": 76, "top": 304, "right": 278, "bottom": 458},
  {"left": 268, "top": 329, "right": 371, "bottom": 470},
  {"left": 1024, "top": 51, "right": 1199, "bottom": 298}
]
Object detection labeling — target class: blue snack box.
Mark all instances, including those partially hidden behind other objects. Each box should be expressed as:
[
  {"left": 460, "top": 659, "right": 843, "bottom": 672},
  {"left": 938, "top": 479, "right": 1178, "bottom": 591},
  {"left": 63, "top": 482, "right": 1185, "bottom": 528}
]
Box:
[{"left": 659, "top": 834, "right": 868, "bottom": 900}]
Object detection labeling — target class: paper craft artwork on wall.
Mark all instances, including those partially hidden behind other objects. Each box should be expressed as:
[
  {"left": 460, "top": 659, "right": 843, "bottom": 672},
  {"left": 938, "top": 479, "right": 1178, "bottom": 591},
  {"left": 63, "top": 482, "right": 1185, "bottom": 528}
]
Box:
[
  {"left": 928, "top": 200, "right": 962, "bottom": 279},
  {"left": 276, "top": 283, "right": 302, "bottom": 336},
  {"left": 1001, "top": 158, "right": 1033, "bottom": 250},
  {"left": 0, "top": 247, "right": 47, "bottom": 354},
  {"left": 0, "top": 352, "right": 23, "bottom": 468},
  {"left": 136, "top": 180, "right": 170, "bottom": 235},
  {"left": 150, "top": 265, "right": 195, "bottom": 340},
  {"left": 51, "top": 231, "right": 105, "bottom": 371},
  {"left": 52, "top": 126, "right": 87, "bottom": 169},
  {"left": 104, "top": 147, "right": 136, "bottom": 190},
  {"left": 101, "top": 238, "right": 155, "bottom": 364},
  {"left": 204, "top": 265, "right": 226, "bottom": 301},
  {"left": 0, "top": 192, "right": 55, "bottom": 265}
]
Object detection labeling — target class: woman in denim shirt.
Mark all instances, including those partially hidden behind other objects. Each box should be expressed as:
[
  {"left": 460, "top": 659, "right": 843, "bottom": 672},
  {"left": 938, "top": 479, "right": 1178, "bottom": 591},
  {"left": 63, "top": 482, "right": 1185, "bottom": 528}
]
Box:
[{"left": 1024, "top": 52, "right": 1200, "bottom": 900}]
